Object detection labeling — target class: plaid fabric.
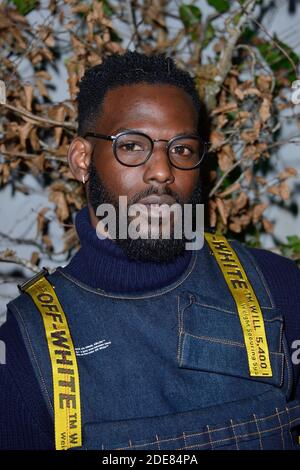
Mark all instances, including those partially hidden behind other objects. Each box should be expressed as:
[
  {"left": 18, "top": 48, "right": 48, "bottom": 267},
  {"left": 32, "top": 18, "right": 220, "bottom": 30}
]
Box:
[{"left": 107, "top": 403, "right": 300, "bottom": 450}]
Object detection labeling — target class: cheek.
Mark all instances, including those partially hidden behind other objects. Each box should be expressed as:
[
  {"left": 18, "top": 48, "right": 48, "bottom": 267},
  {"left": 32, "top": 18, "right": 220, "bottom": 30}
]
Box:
[
  {"left": 96, "top": 156, "right": 144, "bottom": 197},
  {"left": 117, "top": 168, "right": 145, "bottom": 196},
  {"left": 173, "top": 170, "right": 200, "bottom": 201}
]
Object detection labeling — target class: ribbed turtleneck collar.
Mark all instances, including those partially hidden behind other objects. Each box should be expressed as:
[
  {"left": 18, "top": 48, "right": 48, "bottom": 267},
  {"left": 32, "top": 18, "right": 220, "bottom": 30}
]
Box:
[{"left": 62, "top": 206, "right": 193, "bottom": 293}]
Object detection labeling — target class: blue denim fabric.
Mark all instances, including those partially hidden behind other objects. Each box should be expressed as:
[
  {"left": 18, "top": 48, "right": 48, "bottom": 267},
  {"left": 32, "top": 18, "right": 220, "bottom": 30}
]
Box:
[{"left": 8, "top": 240, "right": 300, "bottom": 450}]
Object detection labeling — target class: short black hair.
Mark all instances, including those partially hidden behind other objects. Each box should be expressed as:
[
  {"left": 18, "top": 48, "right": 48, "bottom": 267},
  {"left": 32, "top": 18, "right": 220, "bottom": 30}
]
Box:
[{"left": 77, "top": 51, "right": 210, "bottom": 142}]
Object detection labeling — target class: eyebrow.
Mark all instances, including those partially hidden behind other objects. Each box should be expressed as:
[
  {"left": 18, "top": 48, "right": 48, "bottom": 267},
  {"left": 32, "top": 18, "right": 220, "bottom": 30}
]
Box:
[
  {"left": 113, "top": 127, "right": 132, "bottom": 135},
  {"left": 112, "top": 127, "right": 198, "bottom": 136}
]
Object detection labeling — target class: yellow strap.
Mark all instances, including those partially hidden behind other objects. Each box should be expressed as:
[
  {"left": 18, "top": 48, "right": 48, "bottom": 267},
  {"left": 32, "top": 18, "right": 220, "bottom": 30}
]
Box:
[
  {"left": 204, "top": 232, "right": 273, "bottom": 377},
  {"left": 24, "top": 276, "right": 82, "bottom": 450}
]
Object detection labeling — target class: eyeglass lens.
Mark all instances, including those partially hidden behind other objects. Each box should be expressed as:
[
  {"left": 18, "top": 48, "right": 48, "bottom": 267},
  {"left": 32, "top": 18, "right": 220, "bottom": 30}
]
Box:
[{"left": 114, "top": 133, "right": 204, "bottom": 168}]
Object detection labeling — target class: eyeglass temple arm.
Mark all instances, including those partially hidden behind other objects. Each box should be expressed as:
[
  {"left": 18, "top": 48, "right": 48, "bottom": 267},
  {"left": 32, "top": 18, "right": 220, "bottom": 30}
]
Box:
[{"left": 84, "top": 132, "right": 114, "bottom": 141}]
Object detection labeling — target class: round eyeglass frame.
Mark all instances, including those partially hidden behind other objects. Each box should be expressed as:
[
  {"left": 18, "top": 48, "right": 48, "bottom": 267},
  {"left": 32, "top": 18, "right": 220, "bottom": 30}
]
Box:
[{"left": 84, "top": 130, "right": 209, "bottom": 170}]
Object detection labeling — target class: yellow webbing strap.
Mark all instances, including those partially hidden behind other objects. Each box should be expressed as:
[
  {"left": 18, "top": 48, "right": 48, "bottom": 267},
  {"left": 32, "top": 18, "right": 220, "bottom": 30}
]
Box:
[
  {"left": 204, "top": 232, "right": 273, "bottom": 377},
  {"left": 23, "top": 274, "right": 82, "bottom": 450}
]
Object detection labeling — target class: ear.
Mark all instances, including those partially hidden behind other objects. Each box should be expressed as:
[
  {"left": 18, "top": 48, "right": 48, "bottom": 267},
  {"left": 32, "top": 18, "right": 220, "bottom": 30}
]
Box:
[{"left": 67, "top": 137, "right": 93, "bottom": 183}]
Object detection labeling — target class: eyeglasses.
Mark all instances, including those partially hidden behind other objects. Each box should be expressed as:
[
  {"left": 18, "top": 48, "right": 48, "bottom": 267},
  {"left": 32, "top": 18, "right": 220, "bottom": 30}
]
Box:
[{"left": 84, "top": 130, "right": 208, "bottom": 170}]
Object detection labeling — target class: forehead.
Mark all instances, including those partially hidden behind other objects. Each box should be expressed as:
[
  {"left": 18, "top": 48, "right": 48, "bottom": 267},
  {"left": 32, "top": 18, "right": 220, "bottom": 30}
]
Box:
[{"left": 96, "top": 83, "right": 198, "bottom": 133}]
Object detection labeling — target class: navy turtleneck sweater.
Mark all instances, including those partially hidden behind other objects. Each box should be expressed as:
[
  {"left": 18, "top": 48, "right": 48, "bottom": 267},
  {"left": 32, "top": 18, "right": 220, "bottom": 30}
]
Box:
[
  {"left": 0, "top": 206, "right": 299, "bottom": 449},
  {"left": 63, "top": 206, "right": 193, "bottom": 292}
]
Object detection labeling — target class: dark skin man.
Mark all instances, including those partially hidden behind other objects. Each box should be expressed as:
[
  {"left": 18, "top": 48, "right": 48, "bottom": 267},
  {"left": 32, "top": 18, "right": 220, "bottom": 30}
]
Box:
[{"left": 67, "top": 83, "right": 203, "bottom": 262}]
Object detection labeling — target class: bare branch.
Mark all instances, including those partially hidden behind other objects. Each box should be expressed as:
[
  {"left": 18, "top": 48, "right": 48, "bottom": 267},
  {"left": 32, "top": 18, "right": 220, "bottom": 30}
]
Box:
[
  {"left": 1, "top": 149, "right": 68, "bottom": 163},
  {"left": 0, "top": 103, "right": 77, "bottom": 130},
  {"left": 264, "top": 135, "right": 300, "bottom": 150},
  {"left": 241, "top": 6, "right": 298, "bottom": 75},
  {"left": 0, "top": 250, "right": 40, "bottom": 273},
  {"left": 209, "top": 130, "right": 300, "bottom": 199},
  {"left": 126, "top": 0, "right": 143, "bottom": 48},
  {"left": 209, "top": 157, "right": 248, "bottom": 198},
  {"left": 0, "top": 231, "right": 71, "bottom": 260},
  {"left": 0, "top": 231, "right": 44, "bottom": 252},
  {"left": 205, "top": 0, "right": 257, "bottom": 110},
  {"left": 0, "top": 277, "right": 26, "bottom": 285}
]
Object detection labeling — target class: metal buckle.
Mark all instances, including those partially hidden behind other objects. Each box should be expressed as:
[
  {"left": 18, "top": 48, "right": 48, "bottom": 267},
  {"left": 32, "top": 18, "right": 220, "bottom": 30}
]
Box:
[
  {"left": 204, "top": 226, "right": 216, "bottom": 234},
  {"left": 18, "top": 267, "right": 49, "bottom": 293}
]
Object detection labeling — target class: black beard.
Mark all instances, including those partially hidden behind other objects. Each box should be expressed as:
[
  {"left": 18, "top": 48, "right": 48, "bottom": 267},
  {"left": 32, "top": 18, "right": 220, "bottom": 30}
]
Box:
[{"left": 87, "top": 158, "right": 204, "bottom": 263}]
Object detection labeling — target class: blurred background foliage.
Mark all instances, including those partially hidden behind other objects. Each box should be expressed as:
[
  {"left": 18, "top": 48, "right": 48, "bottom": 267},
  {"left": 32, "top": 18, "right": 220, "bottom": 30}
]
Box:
[{"left": 0, "top": 0, "right": 300, "bottom": 274}]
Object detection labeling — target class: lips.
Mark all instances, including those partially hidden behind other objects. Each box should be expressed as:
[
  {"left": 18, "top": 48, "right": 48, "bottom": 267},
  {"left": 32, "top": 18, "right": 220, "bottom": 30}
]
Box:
[
  {"left": 137, "top": 194, "right": 176, "bottom": 205},
  {"left": 130, "top": 194, "right": 178, "bottom": 225}
]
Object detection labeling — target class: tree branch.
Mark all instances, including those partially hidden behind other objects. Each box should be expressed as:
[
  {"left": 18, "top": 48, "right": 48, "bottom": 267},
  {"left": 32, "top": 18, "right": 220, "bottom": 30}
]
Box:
[
  {"left": 0, "top": 102, "right": 77, "bottom": 130},
  {"left": 0, "top": 250, "right": 40, "bottom": 273},
  {"left": 240, "top": 6, "right": 298, "bottom": 75},
  {"left": 205, "top": 0, "right": 257, "bottom": 110},
  {"left": 126, "top": 0, "right": 143, "bottom": 48},
  {"left": 0, "top": 231, "right": 45, "bottom": 252},
  {"left": 209, "top": 157, "right": 248, "bottom": 198},
  {"left": 209, "top": 130, "right": 300, "bottom": 198},
  {"left": 1, "top": 149, "right": 68, "bottom": 163}
]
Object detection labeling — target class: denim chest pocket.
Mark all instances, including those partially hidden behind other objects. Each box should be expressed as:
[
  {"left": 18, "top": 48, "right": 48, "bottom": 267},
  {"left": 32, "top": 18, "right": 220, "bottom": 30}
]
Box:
[{"left": 177, "top": 291, "right": 285, "bottom": 388}]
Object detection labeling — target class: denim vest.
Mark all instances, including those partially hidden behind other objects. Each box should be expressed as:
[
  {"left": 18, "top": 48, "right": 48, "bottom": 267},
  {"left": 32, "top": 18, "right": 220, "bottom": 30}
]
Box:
[{"left": 8, "top": 239, "right": 300, "bottom": 450}]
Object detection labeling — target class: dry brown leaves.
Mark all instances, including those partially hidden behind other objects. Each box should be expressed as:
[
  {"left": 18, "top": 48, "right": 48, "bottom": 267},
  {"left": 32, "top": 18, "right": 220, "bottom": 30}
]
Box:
[{"left": 0, "top": 0, "right": 298, "bottom": 254}]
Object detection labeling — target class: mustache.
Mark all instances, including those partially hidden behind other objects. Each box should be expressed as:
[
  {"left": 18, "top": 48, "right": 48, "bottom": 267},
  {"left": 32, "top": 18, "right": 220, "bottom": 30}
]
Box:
[{"left": 129, "top": 186, "right": 183, "bottom": 206}]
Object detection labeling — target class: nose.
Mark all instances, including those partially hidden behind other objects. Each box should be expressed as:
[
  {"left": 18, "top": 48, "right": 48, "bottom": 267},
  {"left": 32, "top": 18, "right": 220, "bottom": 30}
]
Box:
[{"left": 143, "top": 142, "right": 175, "bottom": 187}]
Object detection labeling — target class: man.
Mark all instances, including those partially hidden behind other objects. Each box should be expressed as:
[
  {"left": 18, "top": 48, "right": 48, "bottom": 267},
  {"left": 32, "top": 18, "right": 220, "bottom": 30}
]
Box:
[{"left": 0, "top": 51, "right": 300, "bottom": 450}]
